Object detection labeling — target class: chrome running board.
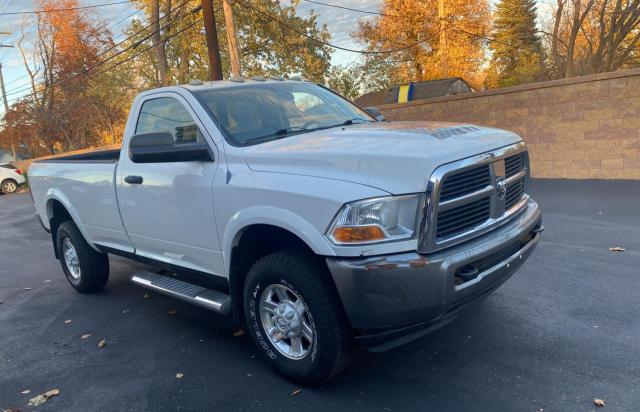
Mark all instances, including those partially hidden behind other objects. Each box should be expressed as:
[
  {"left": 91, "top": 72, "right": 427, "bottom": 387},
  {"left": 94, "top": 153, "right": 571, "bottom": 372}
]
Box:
[{"left": 130, "top": 271, "right": 231, "bottom": 315}]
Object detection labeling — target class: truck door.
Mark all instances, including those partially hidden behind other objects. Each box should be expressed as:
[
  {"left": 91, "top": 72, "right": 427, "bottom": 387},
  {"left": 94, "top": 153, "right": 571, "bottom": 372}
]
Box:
[{"left": 117, "top": 93, "right": 224, "bottom": 277}]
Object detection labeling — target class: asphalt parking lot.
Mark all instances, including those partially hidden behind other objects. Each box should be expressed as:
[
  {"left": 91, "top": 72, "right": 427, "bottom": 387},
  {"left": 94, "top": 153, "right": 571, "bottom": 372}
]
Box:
[{"left": 1, "top": 180, "right": 639, "bottom": 411}]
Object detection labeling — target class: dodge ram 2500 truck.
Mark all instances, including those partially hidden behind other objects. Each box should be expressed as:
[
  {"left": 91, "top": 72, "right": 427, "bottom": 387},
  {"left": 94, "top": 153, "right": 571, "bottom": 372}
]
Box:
[{"left": 29, "top": 78, "right": 542, "bottom": 384}]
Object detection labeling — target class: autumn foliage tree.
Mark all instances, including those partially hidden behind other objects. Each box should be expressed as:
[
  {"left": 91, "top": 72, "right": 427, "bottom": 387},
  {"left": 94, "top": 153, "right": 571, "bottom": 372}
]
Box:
[
  {"left": 354, "top": 0, "right": 491, "bottom": 89},
  {"left": 0, "top": 0, "right": 129, "bottom": 156},
  {"left": 127, "top": 0, "right": 332, "bottom": 89}
]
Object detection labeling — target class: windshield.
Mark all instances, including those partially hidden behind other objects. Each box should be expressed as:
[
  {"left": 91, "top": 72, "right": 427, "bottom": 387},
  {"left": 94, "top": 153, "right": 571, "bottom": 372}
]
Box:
[{"left": 194, "top": 82, "right": 374, "bottom": 146}]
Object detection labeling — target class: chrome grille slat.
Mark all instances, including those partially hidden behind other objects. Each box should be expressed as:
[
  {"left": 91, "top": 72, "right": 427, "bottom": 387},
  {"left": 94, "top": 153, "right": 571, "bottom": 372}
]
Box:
[
  {"left": 505, "top": 153, "right": 525, "bottom": 177},
  {"left": 419, "top": 142, "right": 530, "bottom": 253},
  {"left": 437, "top": 198, "right": 491, "bottom": 238},
  {"left": 505, "top": 179, "right": 525, "bottom": 210},
  {"left": 438, "top": 199, "right": 491, "bottom": 224},
  {"left": 439, "top": 165, "right": 491, "bottom": 201}
]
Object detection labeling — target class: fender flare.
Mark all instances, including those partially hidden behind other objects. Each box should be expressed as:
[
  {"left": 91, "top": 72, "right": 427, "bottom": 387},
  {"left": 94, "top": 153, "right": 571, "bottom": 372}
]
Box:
[
  {"left": 222, "top": 206, "right": 335, "bottom": 275},
  {"left": 44, "top": 189, "right": 99, "bottom": 252}
]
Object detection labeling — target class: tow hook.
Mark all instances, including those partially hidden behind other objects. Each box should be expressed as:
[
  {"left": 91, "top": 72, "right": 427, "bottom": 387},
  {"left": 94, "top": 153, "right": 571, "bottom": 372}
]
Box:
[{"left": 531, "top": 222, "right": 544, "bottom": 234}]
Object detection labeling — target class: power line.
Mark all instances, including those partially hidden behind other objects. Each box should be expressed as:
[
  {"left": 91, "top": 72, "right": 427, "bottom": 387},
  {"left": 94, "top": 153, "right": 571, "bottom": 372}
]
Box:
[
  {"left": 0, "top": 0, "right": 15, "bottom": 15},
  {"left": 110, "top": 8, "right": 144, "bottom": 33},
  {"left": 450, "top": 25, "right": 517, "bottom": 48},
  {"left": 84, "top": 17, "right": 203, "bottom": 86},
  {"left": 301, "top": 0, "right": 400, "bottom": 18},
  {"left": 0, "top": 0, "right": 134, "bottom": 16},
  {"left": 235, "top": 0, "right": 441, "bottom": 55},
  {"left": 5, "top": 13, "right": 204, "bottom": 105},
  {"left": 4, "top": 0, "right": 193, "bottom": 97},
  {"left": 105, "top": 4, "right": 143, "bottom": 32}
]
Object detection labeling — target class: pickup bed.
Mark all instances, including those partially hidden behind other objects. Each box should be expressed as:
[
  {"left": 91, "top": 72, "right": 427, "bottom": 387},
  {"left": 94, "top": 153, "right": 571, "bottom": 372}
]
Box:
[{"left": 29, "top": 79, "right": 542, "bottom": 384}]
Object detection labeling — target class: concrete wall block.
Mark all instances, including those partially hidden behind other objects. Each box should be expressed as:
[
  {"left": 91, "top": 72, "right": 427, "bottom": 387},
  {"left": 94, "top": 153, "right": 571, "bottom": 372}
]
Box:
[{"left": 379, "top": 72, "right": 640, "bottom": 179}]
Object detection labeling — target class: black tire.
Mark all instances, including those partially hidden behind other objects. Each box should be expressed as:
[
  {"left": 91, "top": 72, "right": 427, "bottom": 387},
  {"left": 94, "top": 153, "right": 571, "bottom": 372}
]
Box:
[
  {"left": 1, "top": 179, "right": 18, "bottom": 194},
  {"left": 56, "top": 221, "right": 109, "bottom": 293},
  {"left": 243, "top": 251, "right": 354, "bottom": 385}
]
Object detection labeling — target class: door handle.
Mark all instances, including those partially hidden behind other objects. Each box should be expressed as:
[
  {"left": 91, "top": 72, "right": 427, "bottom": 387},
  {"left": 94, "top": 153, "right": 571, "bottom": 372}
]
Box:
[{"left": 124, "top": 175, "right": 143, "bottom": 184}]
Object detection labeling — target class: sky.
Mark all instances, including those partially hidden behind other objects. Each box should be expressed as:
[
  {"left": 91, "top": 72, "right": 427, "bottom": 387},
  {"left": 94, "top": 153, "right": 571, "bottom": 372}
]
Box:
[{"left": 0, "top": 0, "right": 554, "bottom": 114}]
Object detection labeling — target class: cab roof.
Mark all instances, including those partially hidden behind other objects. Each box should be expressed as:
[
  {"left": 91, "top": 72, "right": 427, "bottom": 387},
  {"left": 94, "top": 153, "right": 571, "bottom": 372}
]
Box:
[{"left": 179, "top": 77, "right": 308, "bottom": 91}]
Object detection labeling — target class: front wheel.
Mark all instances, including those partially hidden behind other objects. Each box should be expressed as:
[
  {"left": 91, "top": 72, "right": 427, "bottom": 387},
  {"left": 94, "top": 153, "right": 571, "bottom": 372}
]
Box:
[
  {"left": 1, "top": 179, "right": 18, "bottom": 194},
  {"left": 56, "top": 221, "right": 109, "bottom": 293},
  {"left": 244, "top": 251, "right": 354, "bottom": 385}
]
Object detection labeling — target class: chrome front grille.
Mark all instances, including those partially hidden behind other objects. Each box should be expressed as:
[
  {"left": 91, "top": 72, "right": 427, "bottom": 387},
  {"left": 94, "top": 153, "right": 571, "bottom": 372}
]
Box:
[{"left": 419, "top": 142, "right": 529, "bottom": 253}]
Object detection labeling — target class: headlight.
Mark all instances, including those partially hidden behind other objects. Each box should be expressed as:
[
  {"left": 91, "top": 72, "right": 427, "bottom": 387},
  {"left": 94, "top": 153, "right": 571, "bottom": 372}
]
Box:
[{"left": 328, "top": 194, "right": 424, "bottom": 244}]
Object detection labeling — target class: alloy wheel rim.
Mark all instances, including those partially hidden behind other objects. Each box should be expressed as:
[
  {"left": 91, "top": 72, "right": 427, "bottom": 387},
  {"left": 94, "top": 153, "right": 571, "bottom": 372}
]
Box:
[
  {"left": 259, "top": 284, "right": 315, "bottom": 360},
  {"left": 4, "top": 182, "right": 16, "bottom": 192},
  {"left": 62, "top": 238, "right": 81, "bottom": 280}
]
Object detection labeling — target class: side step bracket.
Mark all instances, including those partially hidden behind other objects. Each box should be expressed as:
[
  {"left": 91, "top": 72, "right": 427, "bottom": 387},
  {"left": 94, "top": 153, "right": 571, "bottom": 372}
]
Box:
[{"left": 130, "top": 271, "right": 231, "bottom": 315}]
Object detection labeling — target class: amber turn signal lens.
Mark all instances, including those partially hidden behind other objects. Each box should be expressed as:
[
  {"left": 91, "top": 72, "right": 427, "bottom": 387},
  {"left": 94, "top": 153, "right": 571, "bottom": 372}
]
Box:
[{"left": 332, "top": 226, "right": 385, "bottom": 243}]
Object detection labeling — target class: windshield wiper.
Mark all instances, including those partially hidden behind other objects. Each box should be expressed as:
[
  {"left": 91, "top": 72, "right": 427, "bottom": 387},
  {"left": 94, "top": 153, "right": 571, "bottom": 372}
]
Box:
[
  {"left": 313, "top": 118, "right": 374, "bottom": 132},
  {"left": 242, "top": 127, "right": 312, "bottom": 145}
]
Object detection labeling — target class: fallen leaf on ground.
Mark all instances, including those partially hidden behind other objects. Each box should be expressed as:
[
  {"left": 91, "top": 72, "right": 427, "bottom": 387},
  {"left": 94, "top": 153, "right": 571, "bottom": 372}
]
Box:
[
  {"left": 594, "top": 399, "right": 605, "bottom": 407},
  {"left": 176, "top": 373, "right": 184, "bottom": 379},
  {"left": 80, "top": 334, "right": 91, "bottom": 339},
  {"left": 609, "top": 246, "right": 626, "bottom": 252},
  {"left": 23, "top": 287, "right": 31, "bottom": 291},
  {"left": 291, "top": 388, "right": 302, "bottom": 396},
  {"left": 64, "top": 319, "right": 71, "bottom": 324},
  {"left": 21, "top": 389, "right": 31, "bottom": 394},
  {"left": 233, "top": 330, "right": 245, "bottom": 337},
  {"left": 168, "top": 309, "right": 178, "bottom": 315},
  {"left": 28, "top": 389, "right": 60, "bottom": 406},
  {"left": 98, "top": 339, "right": 107, "bottom": 348},
  {"left": 144, "top": 293, "right": 149, "bottom": 299}
]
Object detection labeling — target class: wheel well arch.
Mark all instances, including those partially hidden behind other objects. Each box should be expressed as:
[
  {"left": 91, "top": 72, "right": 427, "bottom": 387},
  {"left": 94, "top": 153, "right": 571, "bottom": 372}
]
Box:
[
  {"left": 47, "top": 199, "right": 73, "bottom": 258},
  {"left": 228, "top": 224, "right": 328, "bottom": 324},
  {"left": 1, "top": 177, "right": 17, "bottom": 187}
]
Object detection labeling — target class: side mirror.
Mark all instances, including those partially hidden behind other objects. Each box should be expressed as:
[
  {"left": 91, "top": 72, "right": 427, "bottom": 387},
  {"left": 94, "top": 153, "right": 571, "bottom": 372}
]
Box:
[
  {"left": 129, "top": 132, "right": 213, "bottom": 163},
  {"left": 364, "top": 106, "right": 386, "bottom": 121}
]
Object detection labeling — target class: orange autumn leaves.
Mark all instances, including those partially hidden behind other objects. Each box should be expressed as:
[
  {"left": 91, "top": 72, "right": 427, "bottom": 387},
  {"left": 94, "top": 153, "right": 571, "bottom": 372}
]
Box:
[{"left": 354, "top": 0, "right": 491, "bottom": 89}]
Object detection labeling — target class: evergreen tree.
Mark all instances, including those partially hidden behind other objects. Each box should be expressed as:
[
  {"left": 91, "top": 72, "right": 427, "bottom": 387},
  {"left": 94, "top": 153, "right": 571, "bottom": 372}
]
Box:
[{"left": 486, "top": 0, "right": 543, "bottom": 88}]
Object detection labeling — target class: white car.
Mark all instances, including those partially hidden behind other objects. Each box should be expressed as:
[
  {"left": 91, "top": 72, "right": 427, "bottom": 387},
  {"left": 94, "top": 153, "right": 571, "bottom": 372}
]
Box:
[
  {"left": 0, "top": 163, "right": 26, "bottom": 194},
  {"left": 28, "top": 79, "right": 542, "bottom": 384}
]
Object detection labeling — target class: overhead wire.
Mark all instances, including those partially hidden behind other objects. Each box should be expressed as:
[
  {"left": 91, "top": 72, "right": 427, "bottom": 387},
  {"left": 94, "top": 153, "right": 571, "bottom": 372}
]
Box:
[
  {"left": 235, "top": 0, "right": 441, "bottom": 55},
  {"left": 0, "top": 0, "right": 134, "bottom": 16},
  {"left": 301, "top": 0, "right": 400, "bottom": 18},
  {"left": 4, "top": 0, "right": 195, "bottom": 99}
]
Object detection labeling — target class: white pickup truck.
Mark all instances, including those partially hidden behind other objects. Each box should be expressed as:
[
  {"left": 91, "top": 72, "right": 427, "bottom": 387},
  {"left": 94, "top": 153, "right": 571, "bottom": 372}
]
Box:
[{"left": 29, "top": 79, "right": 542, "bottom": 384}]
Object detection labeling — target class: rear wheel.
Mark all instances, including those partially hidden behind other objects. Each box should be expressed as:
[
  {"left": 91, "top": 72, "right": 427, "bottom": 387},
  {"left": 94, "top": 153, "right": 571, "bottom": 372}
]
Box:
[
  {"left": 243, "top": 251, "right": 354, "bottom": 385},
  {"left": 56, "top": 221, "right": 109, "bottom": 293},
  {"left": 1, "top": 179, "right": 18, "bottom": 194}
]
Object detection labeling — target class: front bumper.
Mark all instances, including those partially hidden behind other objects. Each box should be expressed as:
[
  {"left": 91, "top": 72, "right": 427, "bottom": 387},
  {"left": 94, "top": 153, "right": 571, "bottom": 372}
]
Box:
[{"left": 326, "top": 198, "right": 542, "bottom": 352}]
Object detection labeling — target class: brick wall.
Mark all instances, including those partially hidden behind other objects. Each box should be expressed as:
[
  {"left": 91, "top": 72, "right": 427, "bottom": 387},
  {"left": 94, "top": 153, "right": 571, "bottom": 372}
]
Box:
[{"left": 378, "top": 69, "right": 640, "bottom": 179}]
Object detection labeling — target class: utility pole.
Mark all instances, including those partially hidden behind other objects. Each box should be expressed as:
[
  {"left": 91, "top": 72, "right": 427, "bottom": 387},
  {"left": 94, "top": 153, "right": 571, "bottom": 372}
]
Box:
[
  {"left": 222, "top": 0, "right": 241, "bottom": 77},
  {"left": 0, "top": 40, "right": 16, "bottom": 160},
  {"left": 0, "top": 63, "right": 9, "bottom": 112},
  {"left": 201, "top": 0, "right": 223, "bottom": 81},
  {"left": 438, "top": 0, "right": 448, "bottom": 78}
]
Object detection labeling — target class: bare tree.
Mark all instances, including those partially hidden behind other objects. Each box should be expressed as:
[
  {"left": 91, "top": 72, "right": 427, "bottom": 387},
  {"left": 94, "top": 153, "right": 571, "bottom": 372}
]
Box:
[
  {"left": 550, "top": 0, "right": 640, "bottom": 77},
  {"left": 17, "top": 26, "right": 40, "bottom": 101}
]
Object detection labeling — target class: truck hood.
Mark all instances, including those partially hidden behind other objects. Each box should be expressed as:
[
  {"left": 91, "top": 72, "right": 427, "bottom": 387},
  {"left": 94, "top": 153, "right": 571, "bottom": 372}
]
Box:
[{"left": 242, "top": 121, "right": 522, "bottom": 194}]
